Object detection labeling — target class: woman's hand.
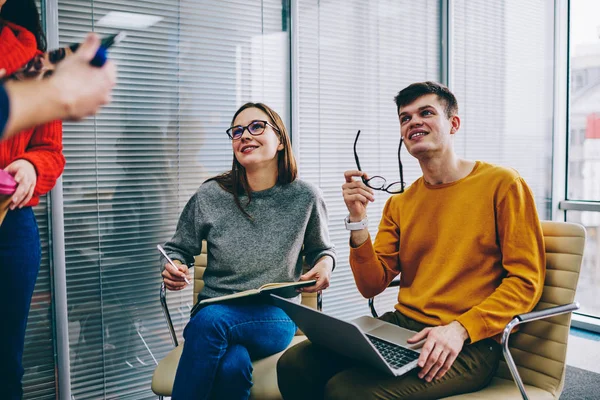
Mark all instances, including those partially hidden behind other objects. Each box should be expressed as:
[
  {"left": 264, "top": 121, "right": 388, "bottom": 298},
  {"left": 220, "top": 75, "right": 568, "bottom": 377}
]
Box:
[
  {"left": 162, "top": 259, "right": 191, "bottom": 291},
  {"left": 298, "top": 256, "right": 334, "bottom": 293},
  {"left": 4, "top": 159, "right": 37, "bottom": 209}
]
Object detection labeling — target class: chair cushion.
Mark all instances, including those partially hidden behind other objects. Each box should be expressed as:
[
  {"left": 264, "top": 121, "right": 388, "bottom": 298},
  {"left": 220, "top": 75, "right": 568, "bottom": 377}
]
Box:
[
  {"left": 444, "top": 377, "right": 554, "bottom": 399},
  {"left": 151, "top": 335, "right": 307, "bottom": 399}
]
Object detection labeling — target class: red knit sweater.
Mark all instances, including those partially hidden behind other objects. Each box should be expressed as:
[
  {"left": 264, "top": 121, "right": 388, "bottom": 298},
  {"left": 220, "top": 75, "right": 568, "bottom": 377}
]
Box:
[{"left": 0, "top": 21, "right": 65, "bottom": 206}]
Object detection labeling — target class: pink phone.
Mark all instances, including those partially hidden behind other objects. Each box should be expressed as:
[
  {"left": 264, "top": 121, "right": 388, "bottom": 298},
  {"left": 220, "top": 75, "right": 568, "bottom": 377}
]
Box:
[{"left": 0, "top": 169, "right": 17, "bottom": 195}]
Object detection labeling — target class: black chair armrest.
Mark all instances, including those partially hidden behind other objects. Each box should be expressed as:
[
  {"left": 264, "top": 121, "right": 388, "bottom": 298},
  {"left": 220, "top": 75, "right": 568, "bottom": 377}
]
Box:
[
  {"left": 159, "top": 281, "right": 178, "bottom": 347},
  {"left": 514, "top": 302, "right": 580, "bottom": 323},
  {"left": 501, "top": 302, "right": 579, "bottom": 400},
  {"left": 368, "top": 280, "right": 400, "bottom": 317}
]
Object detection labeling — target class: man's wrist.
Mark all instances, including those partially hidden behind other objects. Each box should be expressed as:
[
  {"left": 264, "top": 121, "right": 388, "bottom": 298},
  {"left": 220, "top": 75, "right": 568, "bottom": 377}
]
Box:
[
  {"left": 345, "top": 214, "right": 368, "bottom": 231},
  {"left": 348, "top": 213, "right": 366, "bottom": 222},
  {"left": 451, "top": 321, "right": 470, "bottom": 342}
]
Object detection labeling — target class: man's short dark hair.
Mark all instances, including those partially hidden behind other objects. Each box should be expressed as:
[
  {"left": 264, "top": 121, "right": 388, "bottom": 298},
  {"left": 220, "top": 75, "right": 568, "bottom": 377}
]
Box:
[{"left": 394, "top": 81, "right": 458, "bottom": 119}]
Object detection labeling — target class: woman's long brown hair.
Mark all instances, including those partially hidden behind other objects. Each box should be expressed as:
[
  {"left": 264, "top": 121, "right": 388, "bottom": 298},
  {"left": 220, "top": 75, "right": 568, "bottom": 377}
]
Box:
[{"left": 207, "top": 103, "right": 297, "bottom": 219}]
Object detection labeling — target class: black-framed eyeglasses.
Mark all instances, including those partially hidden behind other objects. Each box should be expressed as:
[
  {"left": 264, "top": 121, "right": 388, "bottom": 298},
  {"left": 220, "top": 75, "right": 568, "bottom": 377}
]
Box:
[
  {"left": 353, "top": 130, "right": 405, "bottom": 194},
  {"left": 226, "top": 120, "right": 279, "bottom": 140}
]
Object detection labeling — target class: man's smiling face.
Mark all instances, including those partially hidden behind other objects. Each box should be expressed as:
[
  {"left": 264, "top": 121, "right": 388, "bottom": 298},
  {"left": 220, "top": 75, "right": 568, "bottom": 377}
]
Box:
[{"left": 398, "top": 94, "right": 458, "bottom": 159}]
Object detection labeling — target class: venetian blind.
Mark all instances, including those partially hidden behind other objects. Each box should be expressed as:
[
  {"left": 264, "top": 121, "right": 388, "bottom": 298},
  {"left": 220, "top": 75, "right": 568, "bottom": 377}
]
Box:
[
  {"left": 296, "top": 0, "right": 440, "bottom": 320},
  {"left": 57, "top": 0, "right": 289, "bottom": 398},
  {"left": 452, "top": 0, "right": 555, "bottom": 218}
]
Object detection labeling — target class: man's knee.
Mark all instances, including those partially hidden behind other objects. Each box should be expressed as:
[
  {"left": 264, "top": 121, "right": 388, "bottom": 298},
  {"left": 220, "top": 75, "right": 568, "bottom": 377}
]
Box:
[
  {"left": 324, "top": 372, "right": 372, "bottom": 400},
  {"left": 277, "top": 342, "right": 304, "bottom": 386},
  {"left": 277, "top": 340, "right": 318, "bottom": 398}
]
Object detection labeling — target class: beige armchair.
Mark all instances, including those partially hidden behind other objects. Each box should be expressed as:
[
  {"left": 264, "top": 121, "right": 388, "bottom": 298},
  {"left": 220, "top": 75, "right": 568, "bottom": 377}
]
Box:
[
  {"left": 369, "top": 221, "right": 586, "bottom": 399},
  {"left": 151, "top": 242, "right": 320, "bottom": 400}
]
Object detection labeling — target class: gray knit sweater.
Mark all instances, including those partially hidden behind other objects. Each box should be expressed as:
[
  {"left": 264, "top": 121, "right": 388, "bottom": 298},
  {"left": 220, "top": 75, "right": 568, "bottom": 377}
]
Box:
[{"left": 163, "top": 179, "right": 336, "bottom": 299}]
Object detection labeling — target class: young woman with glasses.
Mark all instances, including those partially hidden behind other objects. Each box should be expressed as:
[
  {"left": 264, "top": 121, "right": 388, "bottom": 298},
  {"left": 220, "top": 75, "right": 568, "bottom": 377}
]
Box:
[{"left": 161, "top": 102, "right": 336, "bottom": 400}]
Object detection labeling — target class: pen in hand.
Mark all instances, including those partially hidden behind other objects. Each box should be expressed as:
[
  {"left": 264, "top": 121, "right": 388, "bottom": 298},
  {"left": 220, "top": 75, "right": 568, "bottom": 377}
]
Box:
[{"left": 157, "top": 244, "right": 191, "bottom": 285}]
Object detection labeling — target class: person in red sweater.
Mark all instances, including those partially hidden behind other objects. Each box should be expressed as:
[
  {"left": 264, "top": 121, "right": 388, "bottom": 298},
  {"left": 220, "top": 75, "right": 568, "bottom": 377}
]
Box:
[
  {"left": 278, "top": 81, "right": 545, "bottom": 399},
  {"left": 0, "top": 0, "right": 66, "bottom": 398}
]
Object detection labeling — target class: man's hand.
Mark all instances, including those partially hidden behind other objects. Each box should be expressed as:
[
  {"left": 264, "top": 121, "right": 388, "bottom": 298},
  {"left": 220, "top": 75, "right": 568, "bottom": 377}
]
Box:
[
  {"left": 342, "top": 170, "right": 374, "bottom": 247},
  {"left": 51, "top": 33, "right": 116, "bottom": 120},
  {"left": 406, "top": 321, "right": 469, "bottom": 382},
  {"left": 4, "top": 159, "right": 37, "bottom": 209},
  {"left": 298, "top": 256, "right": 333, "bottom": 292},
  {"left": 161, "top": 259, "right": 191, "bottom": 291},
  {"left": 342, "top": 170, "right": 375, "bottom": 220}
]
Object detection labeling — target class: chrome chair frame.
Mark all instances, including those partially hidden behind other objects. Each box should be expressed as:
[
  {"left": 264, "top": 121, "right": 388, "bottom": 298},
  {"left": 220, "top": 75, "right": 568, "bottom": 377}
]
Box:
[
  {"left": 500, "top": 302, "right": 579, "bottom": 400},
  {"left": 368, "top": 282, "right": 581, "bottom": 400}
]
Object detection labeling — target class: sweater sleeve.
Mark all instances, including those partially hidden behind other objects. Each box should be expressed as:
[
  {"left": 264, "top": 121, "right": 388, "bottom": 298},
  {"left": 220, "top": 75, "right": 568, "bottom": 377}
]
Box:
[
  {"left": 456, "top": 177, "right": 546, "bottom": 343},
  {"left": 17, "top": 120, "right": 65, "bottom": 197},
  {"left": 162, "top": 193, "right": 204, "bottom": 266},
  {"left": 349, "top": 197, "right": 402, "bottom": 298},
  {"left": 303, "top": 189, "right": 336, "bottom": 268}
]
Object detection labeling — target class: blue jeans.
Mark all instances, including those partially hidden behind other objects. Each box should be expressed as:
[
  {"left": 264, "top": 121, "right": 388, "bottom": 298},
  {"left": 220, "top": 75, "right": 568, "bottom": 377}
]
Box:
[
  {"left": 172, "top": 300, "right": 297, "bottom": 400},
  {"left": 0, "top": 207, "right": 41, "bottom": 400}
]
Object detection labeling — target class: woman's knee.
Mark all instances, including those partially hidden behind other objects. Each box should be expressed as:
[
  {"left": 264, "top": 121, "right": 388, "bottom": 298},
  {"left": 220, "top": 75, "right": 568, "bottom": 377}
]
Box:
[{"left": 184, "top": 306, "right": 229, "bottom": 341}]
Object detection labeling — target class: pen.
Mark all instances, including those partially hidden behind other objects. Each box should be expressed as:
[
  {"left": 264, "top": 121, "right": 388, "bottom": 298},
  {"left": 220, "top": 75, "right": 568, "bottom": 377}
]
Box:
[{"left": 157, "top": 244, "right": 191, "bottom": 285}]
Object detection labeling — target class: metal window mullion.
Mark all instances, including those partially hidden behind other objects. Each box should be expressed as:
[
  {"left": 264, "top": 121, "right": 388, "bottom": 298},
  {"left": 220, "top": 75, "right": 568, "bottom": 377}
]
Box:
[
  {"left": 440, "top": 0, "right": 453, "bottom": 88},
  {"left": 290, "top": 0, "right": 300, "bottom": 161},
  {"left": 45, "top": 0, "right": 72, "bottom": 399},
  {"left": 552, "top": 0, "right": 569, "bottom": 222}
]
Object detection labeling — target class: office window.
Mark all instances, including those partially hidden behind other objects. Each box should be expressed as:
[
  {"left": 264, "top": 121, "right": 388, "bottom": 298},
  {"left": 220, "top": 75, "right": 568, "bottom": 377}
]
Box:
[
  {"left": 568, "top": 0, "right": 600, "bottom": 319},
  {"left": 58, "top": 0, "right": 289, "bottom": 397},
  {"left": 296, "top": 0, "right": 440, "bottom": 320},
  {"left": 452, "top": 0, "right": 555, "bottom": 217}
]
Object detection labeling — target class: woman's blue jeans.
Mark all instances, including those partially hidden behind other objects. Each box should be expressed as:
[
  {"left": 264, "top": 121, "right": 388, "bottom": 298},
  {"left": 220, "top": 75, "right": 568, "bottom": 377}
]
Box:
[
  {"left": 0, "top": 207, "right": 41, "bottom": 400},
  {"left": 172, "top": 300, "right": 297, "bottom": 400}
]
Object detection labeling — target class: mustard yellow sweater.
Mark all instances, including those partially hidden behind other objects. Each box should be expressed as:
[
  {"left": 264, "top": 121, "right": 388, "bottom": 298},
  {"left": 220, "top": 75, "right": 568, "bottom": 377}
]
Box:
[{"left": 350, "top": 161, "right": 545, "bottom": 343}]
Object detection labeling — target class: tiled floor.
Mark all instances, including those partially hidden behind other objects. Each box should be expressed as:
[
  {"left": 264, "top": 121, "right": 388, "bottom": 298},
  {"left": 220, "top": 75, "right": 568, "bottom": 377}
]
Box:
[{"left": 566, "top": 328, "right": 600, "bottom": 373}]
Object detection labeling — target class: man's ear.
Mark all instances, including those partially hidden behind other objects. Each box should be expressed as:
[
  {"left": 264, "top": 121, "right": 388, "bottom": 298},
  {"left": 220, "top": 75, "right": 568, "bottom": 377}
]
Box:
[{"left": 450, "top": 115, "right": 461, "bottom": 134}]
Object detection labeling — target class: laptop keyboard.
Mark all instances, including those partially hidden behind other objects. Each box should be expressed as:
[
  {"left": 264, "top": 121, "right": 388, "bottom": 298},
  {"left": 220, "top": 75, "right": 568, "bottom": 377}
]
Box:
[{"left": 366, "top": 334, "right": 420, "bottom": 369}]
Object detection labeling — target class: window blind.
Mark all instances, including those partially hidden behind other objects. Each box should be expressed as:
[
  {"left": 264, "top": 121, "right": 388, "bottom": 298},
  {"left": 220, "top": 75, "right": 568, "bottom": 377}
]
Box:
[
  {"left": 452, "top": 0, "right": 555, "bottom": 218},
  {"left": 57, "top": 0, "right": 289, "bottom": 398},
  {"left": 296, "top": 0, "right": 440, "bottom": 320}
]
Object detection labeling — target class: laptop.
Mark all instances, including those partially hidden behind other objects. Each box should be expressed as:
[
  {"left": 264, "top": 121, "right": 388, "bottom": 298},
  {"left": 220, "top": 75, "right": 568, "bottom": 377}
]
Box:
[{"left": 270, "top": 294, "right": 422, "bottom": 377}]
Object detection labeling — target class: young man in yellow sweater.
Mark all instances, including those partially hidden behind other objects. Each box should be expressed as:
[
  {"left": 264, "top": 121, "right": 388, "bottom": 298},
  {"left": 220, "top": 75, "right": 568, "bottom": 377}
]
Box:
[{"left": 277, "top": 81, "right": 545, "bottom": 399}]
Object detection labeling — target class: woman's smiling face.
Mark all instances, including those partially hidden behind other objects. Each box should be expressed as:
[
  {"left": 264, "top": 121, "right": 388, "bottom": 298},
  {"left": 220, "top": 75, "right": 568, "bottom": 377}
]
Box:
[{"left": 231, "top": 107, "right": 283, "bottom": 171}]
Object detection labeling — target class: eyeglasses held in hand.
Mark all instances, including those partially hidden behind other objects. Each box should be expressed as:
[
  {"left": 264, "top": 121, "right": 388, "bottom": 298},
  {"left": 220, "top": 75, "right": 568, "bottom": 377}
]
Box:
[
  {"left": 226, "top": 120, "right": 280, "bottom": 140},
  {"left": 353, "top": 130, "right": 405, "bottom": 194}
]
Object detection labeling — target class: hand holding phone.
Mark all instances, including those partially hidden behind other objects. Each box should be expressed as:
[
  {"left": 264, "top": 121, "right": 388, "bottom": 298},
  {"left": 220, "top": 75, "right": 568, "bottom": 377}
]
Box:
[
  {"left": 56, "top": 31, "right": 126, "bottom": 68},
  {"left": 82, "top": 32, "right": 126, "bottom": 67}
]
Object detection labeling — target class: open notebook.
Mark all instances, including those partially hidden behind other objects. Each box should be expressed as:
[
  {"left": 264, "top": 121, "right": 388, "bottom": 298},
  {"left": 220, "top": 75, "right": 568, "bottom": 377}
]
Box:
[{"left": 190, "top": 279, "right": 316, "bottom": 317}]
